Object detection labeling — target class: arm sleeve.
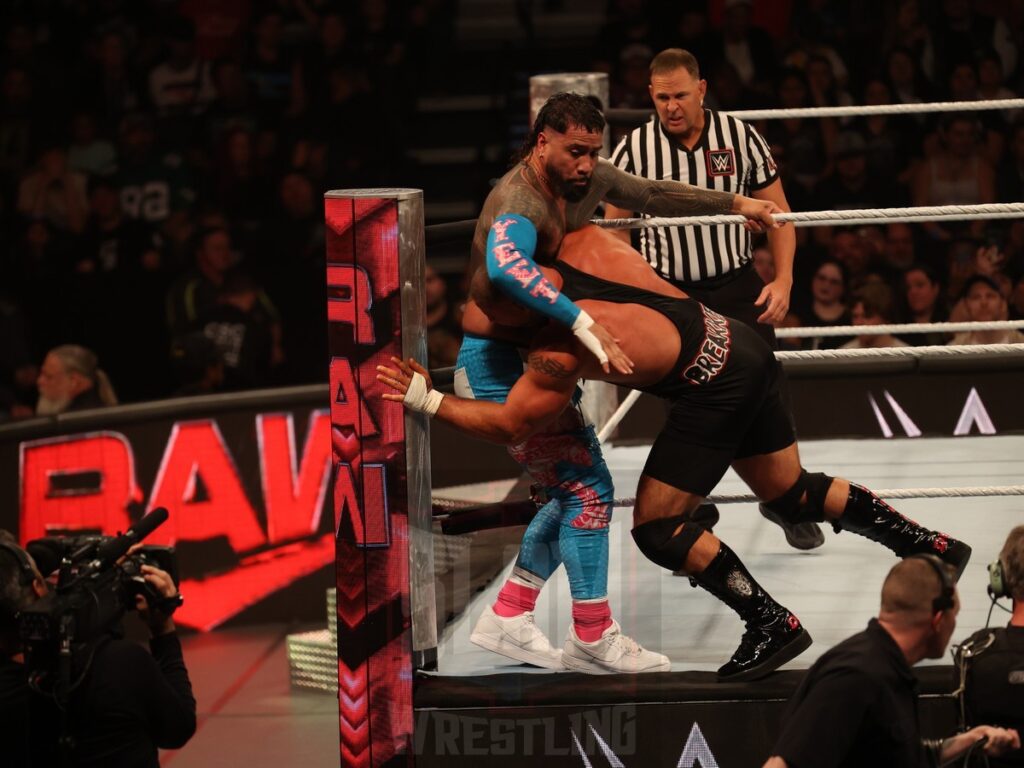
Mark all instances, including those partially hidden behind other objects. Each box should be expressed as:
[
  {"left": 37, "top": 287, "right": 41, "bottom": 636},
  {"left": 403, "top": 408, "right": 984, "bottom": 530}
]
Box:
[
  {"left": 485, "top": 213, "right": 581, "bottom": 328},
  {"left": 144, "top": 632, "right": 197, "bottom": 748}
]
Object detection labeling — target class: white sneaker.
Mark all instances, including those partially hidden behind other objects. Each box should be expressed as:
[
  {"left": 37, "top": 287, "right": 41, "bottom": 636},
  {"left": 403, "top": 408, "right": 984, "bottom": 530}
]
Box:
[
  {"left": 561, "top": 620, "right": 671, "bottom": 674},
  {"left": 469, "top": 605, "right": 563, "bottom": 669}
]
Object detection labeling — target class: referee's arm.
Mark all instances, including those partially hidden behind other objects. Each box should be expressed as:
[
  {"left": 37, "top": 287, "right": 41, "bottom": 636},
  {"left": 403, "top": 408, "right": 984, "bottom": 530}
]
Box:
[{"left": 752, "top": 177, "right": 795, "bottom": 325}]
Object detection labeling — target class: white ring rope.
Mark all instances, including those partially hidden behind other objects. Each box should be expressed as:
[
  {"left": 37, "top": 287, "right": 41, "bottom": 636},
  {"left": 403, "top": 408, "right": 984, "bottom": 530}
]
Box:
[
  {"left": 774, "top": 342, "right": 1024, "bottom": 360},
  {"left": 718, "top": 98, "right": 1024, "bottom": 121},
  {"left": 596, "top": 203, "right": 1024, "bottom": 231},
  {"left": 612, "top": 485, "right": 1024, "bottom": 508},
  {"left": 776, "top": 319, "right": 1024, "bottom": 338},
  {"left": 608, "top": 98, "right": 1024, "bottom": 123},
  {"left": 596, "top": 343, "right": 1024, "bottom": 443}
]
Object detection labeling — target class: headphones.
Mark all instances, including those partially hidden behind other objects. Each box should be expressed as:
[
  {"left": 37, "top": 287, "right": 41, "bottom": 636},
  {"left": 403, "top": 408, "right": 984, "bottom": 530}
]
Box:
[
  {"left": 0, "top": 540, "right": 36, "bottom": 586},
  {"left": 988, "top": 559, "right": 1009, "bottom": 599},
  {"left": 909, "top": 553, "right": 956, "bottom": 613}
]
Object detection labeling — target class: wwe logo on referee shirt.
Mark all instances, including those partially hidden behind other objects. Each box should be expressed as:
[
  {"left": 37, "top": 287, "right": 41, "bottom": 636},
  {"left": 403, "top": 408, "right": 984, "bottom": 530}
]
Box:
[{"left": 706, "top": 148, "right": 735, "bottom": 176}]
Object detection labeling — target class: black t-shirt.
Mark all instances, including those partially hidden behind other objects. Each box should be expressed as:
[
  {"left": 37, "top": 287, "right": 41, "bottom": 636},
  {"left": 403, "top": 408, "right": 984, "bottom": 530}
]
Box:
[
  {"left": 1, "top": 632, "right": 195, "bottom": 767},
  {"left": 961, "top": 624, "right": 1024, "bottom": 767},
  {"left": 773, "top": 619, "right": 930, "bottom": 768}
]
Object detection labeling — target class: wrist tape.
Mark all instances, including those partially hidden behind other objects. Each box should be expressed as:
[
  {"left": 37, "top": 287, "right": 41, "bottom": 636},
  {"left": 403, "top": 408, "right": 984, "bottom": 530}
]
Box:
[{"left": 404, "top": 371, "right": 444, "bottom": 416}]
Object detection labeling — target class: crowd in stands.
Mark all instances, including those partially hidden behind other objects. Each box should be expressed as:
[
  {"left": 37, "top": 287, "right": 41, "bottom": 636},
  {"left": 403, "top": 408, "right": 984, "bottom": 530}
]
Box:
[
  {"left": 599, "top": 0, "right": 1024, "bottom": 353},
  {"left": 1, "top": 0, "right": 1024, "bottom": 420}
]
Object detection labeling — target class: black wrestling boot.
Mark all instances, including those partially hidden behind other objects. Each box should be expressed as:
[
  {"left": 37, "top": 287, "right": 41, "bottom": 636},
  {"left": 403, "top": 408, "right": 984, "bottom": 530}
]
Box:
[
  {"left": 758, "top": 504, "right": 825, "bottom": 550},
  {"left": 835, "top": 483, "right": 972, "bottom": 579},
  {"left": 690, "top": 542, "right": 812, "bottom": 682}
]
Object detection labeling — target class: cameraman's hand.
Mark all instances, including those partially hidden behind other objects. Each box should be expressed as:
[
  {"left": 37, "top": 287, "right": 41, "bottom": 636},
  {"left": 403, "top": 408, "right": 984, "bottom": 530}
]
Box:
[{"left": 136, "top": 564, "right": 179, "bottom": 637}]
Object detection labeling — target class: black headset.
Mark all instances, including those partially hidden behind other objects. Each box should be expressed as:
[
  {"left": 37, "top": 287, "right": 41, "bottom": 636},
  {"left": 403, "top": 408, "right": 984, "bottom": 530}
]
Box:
[
  {"left": 0, "top": 540, "right": 36, "bottom": 586},
  {"left": 909, "top": 553, "right": 956, "bottom": 613},
  {"left": 988, "top": 558, "right": 1009, "bottom": 599}
]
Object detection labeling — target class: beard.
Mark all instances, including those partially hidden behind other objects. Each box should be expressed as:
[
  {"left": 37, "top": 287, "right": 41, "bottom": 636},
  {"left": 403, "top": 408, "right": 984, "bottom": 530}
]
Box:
[
  {"left": 36, "top": 394, "right": 71, "bottom": 415},
  {"left": 561, "top": 176, "right": 592, "bottom": 202}
]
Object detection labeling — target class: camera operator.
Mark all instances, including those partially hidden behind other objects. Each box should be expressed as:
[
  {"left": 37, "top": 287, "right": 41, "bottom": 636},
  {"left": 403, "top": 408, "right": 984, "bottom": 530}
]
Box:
[
  {"left": 0, "top": 530, "right": 196, "bottom": 767},
  {"left": 956, "top": 525, "right": 1024, "bottom": 767}
]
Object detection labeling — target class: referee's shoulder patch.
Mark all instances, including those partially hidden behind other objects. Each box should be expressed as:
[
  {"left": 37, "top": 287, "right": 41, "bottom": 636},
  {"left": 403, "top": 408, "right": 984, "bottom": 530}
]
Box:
[{"left": 706, "top": 148, "right": 735, "bottom": 176}]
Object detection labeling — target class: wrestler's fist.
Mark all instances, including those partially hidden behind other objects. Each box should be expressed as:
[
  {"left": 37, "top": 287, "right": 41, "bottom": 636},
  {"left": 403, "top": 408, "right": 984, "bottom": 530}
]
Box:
[{"left": 733, "top": 196, "right": 782, "bottom": 233}]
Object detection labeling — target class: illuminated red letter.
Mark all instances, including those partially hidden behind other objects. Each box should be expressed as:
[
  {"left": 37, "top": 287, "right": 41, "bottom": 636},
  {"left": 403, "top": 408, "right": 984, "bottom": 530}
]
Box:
[
  {"left": 19, "top": 432, "right": 141, "bottom": 541},
  {"left": 258, "top": 411, "right": 332, "bottom": 543},
  {"left": 327, "top": 264, "right": 375, "bottom": 344},
  {"left": 148, "top": 421, "right": 265, "bottom": 551},
  {"left": 334, "top": 463, "right": 389, "bottom": 547},
  {"left": 330, "top": 358, "right": 379, "bottom": 438}
]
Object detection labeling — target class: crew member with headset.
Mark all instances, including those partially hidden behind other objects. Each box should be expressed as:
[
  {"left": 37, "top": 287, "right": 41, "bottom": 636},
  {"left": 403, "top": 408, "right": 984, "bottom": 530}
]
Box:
[
  {"left": 763, "top": 554, "right": 1020, "bottom": 768},
  {"left": 956, "top": 525, "right": 1024, "bottom": 767}
]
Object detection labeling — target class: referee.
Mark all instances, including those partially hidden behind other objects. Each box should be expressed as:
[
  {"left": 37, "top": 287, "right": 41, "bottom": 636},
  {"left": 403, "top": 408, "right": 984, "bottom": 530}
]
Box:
[{"left": 604, "top": 48, "right": 823, "bottom": 550}]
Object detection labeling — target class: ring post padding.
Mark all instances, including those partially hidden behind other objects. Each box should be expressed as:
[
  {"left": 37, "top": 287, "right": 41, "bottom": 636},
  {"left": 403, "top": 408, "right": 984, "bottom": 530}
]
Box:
[
  {"left": 529, "top": 72, "right": 611, "bottom": 155},
  {"left": 324, "top": 188, "right": 436, "bottom": 766}
]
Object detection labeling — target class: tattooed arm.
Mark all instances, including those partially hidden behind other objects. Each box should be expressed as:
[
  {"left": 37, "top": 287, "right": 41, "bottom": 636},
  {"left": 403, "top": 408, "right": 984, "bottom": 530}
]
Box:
[
  {"left": 378, "top": 346, "right": 580, "bottom": 445},
  {"left": 596, "top": 159, "right": 779, "bottom": 228},
  {"left": 483, "top": 175, "right": 634, "bottom": 374}
]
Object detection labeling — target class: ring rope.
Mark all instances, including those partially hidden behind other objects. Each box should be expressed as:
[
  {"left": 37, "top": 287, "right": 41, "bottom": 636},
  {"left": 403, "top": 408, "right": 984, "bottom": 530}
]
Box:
[
  {"left": 774, "top": 342, "right": 1024, "bottom": 361},
  {"left": 606, "top": 97, "right": 1024, "bottom": 124},
  {"left": 612, "top": 485, "right": 1024, "bottom": 508},
  {"left": 596, "top": 343, "right": 1024, "bottom": 443},
  {"left": 776, "top": 320, "right": 1024, "bottom": 338},
  {"left": 597, "top": 203, "right": 1024, "bottom": 231}
]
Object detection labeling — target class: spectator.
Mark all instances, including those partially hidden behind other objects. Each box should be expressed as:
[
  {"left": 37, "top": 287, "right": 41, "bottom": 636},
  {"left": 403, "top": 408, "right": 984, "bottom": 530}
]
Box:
[
  {"left": 931, "top": 0, "right": 1017, "bottom": 84},
  {"left": 762, "top": 69, "right": 834, "bottom": 196},
  {"left": 764, "top": 556, "right": 1021, "bottom": 768},
  {"left": 948, "top": 274, "right": 1024, "bottom": 346},
  {"left": 16, "top": 145, "right": 88, "bottom": 234},
  {"left": 425, "top": 264, "right": 461, "bottom": 368},
  {"left": 853, "top": 79, "right": 918, "bottom": 194},
  {"left": 169, "top": 331, "right": 225, "bottom": 396},
  {"left": 912, "top": 115, "right": 995, "bottom": 241},
  {"left": 797, "top": 259, "right": 851, "bottom": 349},
  {"left": 36, "top": 344, "right": 118, "bottom": 415},
  {"left": 900, "top": 263, "right": 950, "bottom": 346},
  {"left": 1012, "top": 275, "right": 1024, "bottom": 321},
  {"left": 884, "top": 46, "right": 933, "bottom": 118},
  {"left": 882, "top": 223, "right": 918, "bottom": 274},
  {"left": 955, "top": 524, "right": 1024, "bottom": 767},
  {"left": 114, "top": 113, "right": 195, "bottom": 229},
  {"left": 198, "top": 268, "right": 283, "bottom": 390},
  {"left": 66, "top": 110, "right": 116, "bottom": 178},
  {"left": 841, "top": 293, "right": 908, "bottom": 349},
  {"left": 78, "top": 30, "right": 143, "bottom": 132},
  {"left": 166, "top": 225, "right": 237, "bottom": 337},
  {"left": 815, "top": 131, "right": 895, "bottom": 212},
  {"left": 245, "top": 10, "right": 305, "bottom": 128},
  {"left": 829, "top": 228, "right": 875, "bottom": 293},
  {"left": 147, "top": 16, "right": 216, "bottom": 145},
  {"left": 709, "top": 0, "right": 777, "bottom": 97},
  {"left": 997, "top": 123, "right": 1024, "bottom": 204}
]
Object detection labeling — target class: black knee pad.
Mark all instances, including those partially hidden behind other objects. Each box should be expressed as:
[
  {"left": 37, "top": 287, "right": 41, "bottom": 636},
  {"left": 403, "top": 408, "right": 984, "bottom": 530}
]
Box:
[
  {"left": 763, "top": 470, "right": 833, "bottom": 525},
  {"left": 631, "top": 515, "right": 705, "bottom": 572}
]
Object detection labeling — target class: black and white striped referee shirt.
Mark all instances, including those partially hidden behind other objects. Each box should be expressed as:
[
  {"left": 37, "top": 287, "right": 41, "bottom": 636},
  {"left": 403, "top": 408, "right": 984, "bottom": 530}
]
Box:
[{"left": 610, "top": 110, "right": 779, "bottom": 284}]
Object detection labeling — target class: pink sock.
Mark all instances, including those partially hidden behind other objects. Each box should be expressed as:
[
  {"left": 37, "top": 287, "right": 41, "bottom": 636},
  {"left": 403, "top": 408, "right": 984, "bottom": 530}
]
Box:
[
  {"left": 572, "top": 599, "right": 613, "bottom": 642},
  {"left": 494, "top": 579, "right": 540, "bottom": 617}
]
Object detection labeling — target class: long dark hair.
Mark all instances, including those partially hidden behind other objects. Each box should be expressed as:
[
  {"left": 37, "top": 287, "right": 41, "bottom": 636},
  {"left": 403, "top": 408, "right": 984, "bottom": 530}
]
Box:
[{"left": 515, "top": 92, "right": 605, "bottom": 163}]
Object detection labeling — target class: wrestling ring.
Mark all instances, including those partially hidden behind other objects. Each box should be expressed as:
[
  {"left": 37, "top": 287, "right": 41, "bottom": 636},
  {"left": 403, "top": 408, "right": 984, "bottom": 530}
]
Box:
[{"left": 311, "top": 92, "right": 1024, "bottom": 766}]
